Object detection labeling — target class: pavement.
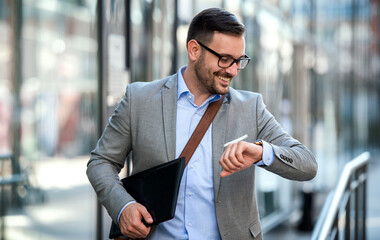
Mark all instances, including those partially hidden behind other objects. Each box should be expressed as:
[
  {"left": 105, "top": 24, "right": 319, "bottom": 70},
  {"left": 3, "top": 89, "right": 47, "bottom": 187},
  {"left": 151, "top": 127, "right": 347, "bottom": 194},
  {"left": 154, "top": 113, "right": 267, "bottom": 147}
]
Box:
[
  {"left": 2, "top": 157, "right": 96, "bottom": 240},
  {"left": 265, "top": 155, "right": 380, "bottom": 240}
]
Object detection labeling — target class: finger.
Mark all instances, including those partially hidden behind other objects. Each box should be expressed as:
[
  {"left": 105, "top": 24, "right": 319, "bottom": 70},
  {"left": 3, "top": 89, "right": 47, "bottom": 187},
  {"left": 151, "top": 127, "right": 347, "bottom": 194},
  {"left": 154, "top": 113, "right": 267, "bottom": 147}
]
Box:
[
  {"left": 235, "top": 142, "right": 247, "bottom": 164},
  {"left": 120, "top": 203, "right": 151, "bottom": 238},
  {"left": 139, "top": 206, "right": 153, "bottom": 224},
  {"left": 121, "top": 217, "right": 142, "bottom": 238},
  {"left": 219, "top": 145, "right": 231, "bottom": 170},
  {"left": 220, "top": 154, "right": 240, "bottom": 173},
  {"left": 227, "top": 143, "right": 244, "bottom": 167},
  {"left": 220, "top": 152, "right": 235, "bottom": 172},
  {"left": 127, "top": 218, "right": 150, "bottom": 239},
  {"left": 219, "top": 159, "right": 229, "bottom": 173},
  {"left": 132, "top": 206, "right": 152, "bottom": 237},
  {"left": 221, "top": 144, "right": 243, "bottom": 171},
  {"left": 220, "top": 169, "right": 233, "bottom": 177}
]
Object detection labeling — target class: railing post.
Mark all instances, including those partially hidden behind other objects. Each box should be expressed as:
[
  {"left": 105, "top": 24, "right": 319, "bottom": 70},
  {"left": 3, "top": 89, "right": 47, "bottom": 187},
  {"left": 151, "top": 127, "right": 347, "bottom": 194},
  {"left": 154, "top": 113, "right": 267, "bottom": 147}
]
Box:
[
  {"left": 362, "top": 164, "right": 367, "bottom": 240},
  {"left": 334, "top": 215, "right": 339, "bottom": 240},
  {"left": 311, "top": 152, "right": 370, "bottom": 240},
  {"left": 355, "top": 171, "right": 359, "bottom": 240},
  {"left": 346, "top": 193, "right": 351, "bottom": 240}
]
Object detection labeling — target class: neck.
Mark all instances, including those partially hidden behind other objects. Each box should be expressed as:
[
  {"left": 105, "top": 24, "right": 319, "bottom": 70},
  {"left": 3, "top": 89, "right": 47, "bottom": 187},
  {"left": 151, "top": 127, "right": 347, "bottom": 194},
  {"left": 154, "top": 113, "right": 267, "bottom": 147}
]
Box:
[{"left": 183, "top": 68, "right": 211, "bottom": 107}]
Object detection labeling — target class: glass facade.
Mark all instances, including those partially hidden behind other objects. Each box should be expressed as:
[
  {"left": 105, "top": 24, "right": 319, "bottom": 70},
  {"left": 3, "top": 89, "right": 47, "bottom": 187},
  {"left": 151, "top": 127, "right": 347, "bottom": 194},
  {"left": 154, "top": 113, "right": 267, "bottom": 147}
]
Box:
[
  {"left": 0, "top": 0, "right": 98, "bottom": 239},
  {"left": 0, "top": 0, "right": 379, "bottom": 239},
  {"left": 0, "top": 1, "right": 12, "bottom": 155}
]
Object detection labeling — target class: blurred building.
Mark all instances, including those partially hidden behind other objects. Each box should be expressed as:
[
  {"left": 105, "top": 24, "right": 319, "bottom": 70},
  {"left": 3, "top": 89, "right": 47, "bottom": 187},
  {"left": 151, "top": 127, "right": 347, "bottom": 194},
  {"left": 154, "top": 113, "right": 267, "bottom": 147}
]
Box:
[{"left": 0, "top": 0, "right": 379, "bottom": 239}]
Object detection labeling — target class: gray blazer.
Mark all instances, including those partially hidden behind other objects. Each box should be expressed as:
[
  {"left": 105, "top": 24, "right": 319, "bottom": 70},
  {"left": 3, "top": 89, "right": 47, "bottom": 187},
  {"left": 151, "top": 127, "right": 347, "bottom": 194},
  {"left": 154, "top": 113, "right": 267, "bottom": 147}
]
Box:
[{"left": 86, "top": 74, "right": 317, "bottom": 240}]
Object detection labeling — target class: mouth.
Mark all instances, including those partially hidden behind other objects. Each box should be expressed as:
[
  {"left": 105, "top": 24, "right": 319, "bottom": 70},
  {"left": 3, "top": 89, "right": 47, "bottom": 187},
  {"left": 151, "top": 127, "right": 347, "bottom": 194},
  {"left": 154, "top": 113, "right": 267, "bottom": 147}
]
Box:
[{"left": 217, "top": 75, "right": 232, "bottom": 86}]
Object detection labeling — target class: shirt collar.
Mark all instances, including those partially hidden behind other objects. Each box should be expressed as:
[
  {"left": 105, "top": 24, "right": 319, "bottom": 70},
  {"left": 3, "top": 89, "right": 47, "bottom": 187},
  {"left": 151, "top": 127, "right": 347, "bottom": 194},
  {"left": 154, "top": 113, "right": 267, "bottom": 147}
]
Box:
[
  {"left": 177, "top": 65, "right": 221, "bottom": 104},
  {"left": 177, "top": 65, "right": 189, "bottom": 100}
]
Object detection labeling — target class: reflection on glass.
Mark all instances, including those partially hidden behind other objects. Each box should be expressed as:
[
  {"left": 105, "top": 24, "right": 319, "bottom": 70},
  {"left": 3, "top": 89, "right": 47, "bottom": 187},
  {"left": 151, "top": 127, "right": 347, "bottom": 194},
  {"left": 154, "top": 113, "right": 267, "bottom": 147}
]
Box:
[
  {"left": 0, "top": 2, "right": 12, "bottom": 155},
  {"left": 1, "top": 1, "right": 98, "bottom": 239},
  {"left": 131, "top": 0, "right": 175, "bottom": 82}
]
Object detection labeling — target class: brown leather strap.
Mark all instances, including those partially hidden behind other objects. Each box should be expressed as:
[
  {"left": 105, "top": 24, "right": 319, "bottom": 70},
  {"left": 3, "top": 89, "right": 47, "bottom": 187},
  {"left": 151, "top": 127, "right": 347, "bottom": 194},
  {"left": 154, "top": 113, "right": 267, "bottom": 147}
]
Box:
[{"left": 179, "top": 96, "right": 224, "bottom": 167}]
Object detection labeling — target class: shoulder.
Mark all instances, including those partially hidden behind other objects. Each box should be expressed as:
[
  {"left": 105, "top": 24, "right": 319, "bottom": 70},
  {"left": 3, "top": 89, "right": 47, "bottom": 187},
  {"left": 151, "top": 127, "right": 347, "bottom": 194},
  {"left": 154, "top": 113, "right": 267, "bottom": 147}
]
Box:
[
  {"left": 127, "top": 74, "right": 177, "bottom": 95},
  {"left": 227, "top": 87, "right": 263, "bottom": 105}
]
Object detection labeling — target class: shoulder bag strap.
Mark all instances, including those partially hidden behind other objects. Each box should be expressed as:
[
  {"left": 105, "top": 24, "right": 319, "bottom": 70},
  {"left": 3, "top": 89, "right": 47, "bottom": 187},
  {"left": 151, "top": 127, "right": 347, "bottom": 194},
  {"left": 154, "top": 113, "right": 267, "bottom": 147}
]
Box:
[{"left": 179, "top": 96, "right": 224, "bottom": 167}]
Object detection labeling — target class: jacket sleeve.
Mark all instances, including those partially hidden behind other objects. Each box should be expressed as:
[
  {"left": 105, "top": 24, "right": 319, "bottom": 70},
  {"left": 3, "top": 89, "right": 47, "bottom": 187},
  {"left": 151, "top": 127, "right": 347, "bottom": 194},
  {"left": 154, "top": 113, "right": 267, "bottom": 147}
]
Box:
[
  {"left": 255, "top": 94, "right": 318, "bottom": 181},
  {"left": 86, "top": 85, "right": 135, "bottom": 222}
]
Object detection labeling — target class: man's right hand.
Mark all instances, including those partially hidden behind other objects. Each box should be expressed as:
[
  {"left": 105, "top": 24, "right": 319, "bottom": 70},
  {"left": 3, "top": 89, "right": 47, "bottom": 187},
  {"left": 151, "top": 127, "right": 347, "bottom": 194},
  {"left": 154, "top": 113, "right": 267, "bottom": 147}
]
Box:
[{"left": 119, "top": 203, "right": 153, "bottom": 239}]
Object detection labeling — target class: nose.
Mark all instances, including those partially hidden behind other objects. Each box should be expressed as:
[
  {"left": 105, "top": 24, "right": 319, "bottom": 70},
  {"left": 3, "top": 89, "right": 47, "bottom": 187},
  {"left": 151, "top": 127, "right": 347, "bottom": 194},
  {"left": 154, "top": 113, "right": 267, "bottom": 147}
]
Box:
[{"left": 225, "top": 62, "right": 239, "bottom": 76}]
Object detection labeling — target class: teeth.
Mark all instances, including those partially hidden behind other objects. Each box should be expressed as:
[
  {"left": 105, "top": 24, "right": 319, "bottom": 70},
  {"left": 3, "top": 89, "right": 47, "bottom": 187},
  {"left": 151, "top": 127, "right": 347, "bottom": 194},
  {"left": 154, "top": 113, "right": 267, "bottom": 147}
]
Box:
[{"left": 218, "top": 76, "right": 231, "bottom": 82}]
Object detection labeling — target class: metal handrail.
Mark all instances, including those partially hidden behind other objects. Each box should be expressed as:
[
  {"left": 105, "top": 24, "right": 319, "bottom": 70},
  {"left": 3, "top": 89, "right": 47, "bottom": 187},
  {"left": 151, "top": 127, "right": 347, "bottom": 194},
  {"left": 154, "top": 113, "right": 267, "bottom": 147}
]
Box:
[
  {"left": 311, "top": 152, "right": 370, "bottom": 240},
  {"left": 0, "top": 174, "right": 25, "bottom": 186},
  {"left": 0, "top": 154, "right": 13, "bottom": 160},
  {"left": 0, "top": 154, "right": 25, "bottom": 186}
]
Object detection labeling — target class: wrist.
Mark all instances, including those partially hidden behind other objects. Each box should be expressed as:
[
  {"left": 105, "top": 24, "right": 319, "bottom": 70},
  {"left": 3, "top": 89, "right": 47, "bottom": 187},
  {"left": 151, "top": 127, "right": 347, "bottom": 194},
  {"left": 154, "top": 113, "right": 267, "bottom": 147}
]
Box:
[
  {"left": 254, "top": 140, "right": 275, "bottom": 166},
  {"left": 253, "top": 140, "right": 263, "bottom": 162}
]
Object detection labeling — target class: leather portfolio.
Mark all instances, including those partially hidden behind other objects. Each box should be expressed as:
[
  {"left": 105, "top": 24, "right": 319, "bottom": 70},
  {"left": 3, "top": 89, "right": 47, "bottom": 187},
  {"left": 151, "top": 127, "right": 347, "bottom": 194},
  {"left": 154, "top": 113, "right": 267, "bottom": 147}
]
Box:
[{"left": 109, "top": 157, "right": 186, "bottom": 239}]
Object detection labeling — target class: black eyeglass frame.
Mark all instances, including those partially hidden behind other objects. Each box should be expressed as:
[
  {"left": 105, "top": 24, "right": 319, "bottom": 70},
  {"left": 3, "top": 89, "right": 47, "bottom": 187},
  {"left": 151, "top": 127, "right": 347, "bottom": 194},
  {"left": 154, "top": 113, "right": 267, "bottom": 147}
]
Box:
[{"left": 196, "top": 41, "right": 251, "bottom": 70}]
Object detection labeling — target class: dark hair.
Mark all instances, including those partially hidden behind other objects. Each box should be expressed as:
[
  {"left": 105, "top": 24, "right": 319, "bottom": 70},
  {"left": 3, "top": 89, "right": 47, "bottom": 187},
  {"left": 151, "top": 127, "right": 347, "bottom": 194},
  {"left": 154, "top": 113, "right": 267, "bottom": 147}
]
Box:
[{"left": 186, "top": 8, "right": 245, "bottom": 46}]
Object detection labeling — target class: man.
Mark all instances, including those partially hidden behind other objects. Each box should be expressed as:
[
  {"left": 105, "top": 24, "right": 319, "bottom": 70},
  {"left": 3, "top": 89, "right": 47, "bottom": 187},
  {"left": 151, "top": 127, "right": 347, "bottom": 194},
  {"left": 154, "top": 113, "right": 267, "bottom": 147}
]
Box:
[{"left": 87, "top": 8, "right": 317, "bottom": 240}]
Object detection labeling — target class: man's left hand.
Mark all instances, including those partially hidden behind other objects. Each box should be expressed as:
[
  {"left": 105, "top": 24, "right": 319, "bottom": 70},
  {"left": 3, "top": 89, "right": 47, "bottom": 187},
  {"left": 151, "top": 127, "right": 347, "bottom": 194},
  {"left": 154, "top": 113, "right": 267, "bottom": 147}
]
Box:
[{"left": 219, "top": 141, "right": 263, "bottom": 177}]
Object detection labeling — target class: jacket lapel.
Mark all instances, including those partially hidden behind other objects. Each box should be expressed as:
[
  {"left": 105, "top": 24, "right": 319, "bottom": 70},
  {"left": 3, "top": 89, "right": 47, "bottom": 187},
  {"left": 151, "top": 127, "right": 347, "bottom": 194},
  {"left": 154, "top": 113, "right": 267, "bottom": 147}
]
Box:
[
  {"left": 162, "top": 75, "right": 178, "bottom": 161},
  {"left": 212, "top": 96, "right": 229, "bottom": 199}
]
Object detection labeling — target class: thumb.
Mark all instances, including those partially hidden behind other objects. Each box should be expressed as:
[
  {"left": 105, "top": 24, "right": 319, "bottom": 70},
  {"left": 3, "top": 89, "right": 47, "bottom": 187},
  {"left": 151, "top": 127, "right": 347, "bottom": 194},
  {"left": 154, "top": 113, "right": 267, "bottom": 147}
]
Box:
[
  {"left": 138, "top": 206, "right": 153, "bottom": 224},
  {"left": 220, "top": 170, "right": 232, "bottom": 178}
]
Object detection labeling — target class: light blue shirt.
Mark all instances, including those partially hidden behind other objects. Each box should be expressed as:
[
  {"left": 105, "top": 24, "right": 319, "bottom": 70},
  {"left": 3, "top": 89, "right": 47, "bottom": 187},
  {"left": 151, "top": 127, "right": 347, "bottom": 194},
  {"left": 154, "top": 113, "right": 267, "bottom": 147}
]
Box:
[
  {"left": 151, "top": 67, "right": 222, "bottom": 239},
  {"left": 118, "top": 66, "right": 274, "bottom": 238}
]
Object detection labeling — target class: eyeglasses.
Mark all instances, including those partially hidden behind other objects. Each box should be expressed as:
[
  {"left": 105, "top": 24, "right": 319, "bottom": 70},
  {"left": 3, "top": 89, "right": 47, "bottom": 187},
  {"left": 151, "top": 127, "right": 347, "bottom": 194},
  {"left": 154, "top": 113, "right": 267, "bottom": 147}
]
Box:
[{"left": 196, "top": 41, "right": 250, "bottom": 70}]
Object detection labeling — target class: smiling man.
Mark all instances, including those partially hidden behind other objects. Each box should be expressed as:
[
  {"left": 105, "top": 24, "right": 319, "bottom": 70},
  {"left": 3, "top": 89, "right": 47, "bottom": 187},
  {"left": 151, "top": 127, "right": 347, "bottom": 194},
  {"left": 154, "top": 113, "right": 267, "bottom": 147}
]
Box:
[
  {"left": 87, "top": 8, "right": 317, "bottom": 240},
  {"left": 185, "top": 32, "right": 246, "bottom": 104}
]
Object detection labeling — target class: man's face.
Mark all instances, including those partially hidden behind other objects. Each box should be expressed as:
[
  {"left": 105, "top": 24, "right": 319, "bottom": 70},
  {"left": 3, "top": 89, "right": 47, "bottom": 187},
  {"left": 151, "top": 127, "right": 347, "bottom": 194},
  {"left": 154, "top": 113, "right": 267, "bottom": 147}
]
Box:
[{"left": 194, "top": 32, "right": 246, "bottom": 95}]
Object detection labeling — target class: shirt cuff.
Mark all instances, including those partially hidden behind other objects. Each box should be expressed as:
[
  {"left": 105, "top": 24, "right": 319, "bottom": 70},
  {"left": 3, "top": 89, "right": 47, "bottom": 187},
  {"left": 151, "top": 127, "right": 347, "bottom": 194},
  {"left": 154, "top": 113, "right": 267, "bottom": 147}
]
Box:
[
  {"left": 117, "top": 201, "right": 136, "bottom": 224},
  {"left": 254, "top": 140, "right": 274, "bottom": 166}
]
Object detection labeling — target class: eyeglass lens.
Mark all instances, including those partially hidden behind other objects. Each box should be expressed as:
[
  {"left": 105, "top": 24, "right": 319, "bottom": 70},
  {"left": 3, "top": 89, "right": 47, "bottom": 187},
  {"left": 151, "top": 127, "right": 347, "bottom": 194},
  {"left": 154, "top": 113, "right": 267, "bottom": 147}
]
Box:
[{"left": 218, "top": 57, "right": 249, "bottom": 70}]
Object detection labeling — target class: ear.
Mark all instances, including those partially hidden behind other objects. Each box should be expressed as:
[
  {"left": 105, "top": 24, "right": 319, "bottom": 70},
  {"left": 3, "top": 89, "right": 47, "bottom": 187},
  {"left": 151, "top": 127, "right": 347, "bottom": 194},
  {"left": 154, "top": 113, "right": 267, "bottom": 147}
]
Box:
[{"left": 187, "top": 39, "right": 201, "bottom": 62}]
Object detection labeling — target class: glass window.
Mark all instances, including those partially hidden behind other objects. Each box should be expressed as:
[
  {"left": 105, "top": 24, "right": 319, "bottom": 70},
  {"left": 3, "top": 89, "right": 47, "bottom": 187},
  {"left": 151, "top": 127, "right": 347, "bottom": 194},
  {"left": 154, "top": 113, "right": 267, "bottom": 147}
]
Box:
[
  {"left": 0, "top": 1, "right": 12, "bottom": 155},
  {"left": 131, "top": 0, "right": 175, "bottom": 83},
  {"left": 1, "top": 1, "right": 98, "bottom": 239},
  {"left": 152, "top": 0, "right": 175, "bottom": 78}
]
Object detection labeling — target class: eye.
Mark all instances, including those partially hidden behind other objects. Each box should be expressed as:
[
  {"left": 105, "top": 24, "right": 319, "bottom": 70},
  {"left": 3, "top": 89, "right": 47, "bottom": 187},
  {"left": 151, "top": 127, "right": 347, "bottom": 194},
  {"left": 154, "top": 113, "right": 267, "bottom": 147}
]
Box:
[{"left": 219, "top": 56, "right": 230, "bottom": 64}]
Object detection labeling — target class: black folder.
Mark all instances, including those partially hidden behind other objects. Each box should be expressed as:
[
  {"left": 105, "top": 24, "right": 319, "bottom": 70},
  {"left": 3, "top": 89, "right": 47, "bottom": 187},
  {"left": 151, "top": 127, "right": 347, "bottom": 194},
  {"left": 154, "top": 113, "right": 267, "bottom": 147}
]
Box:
[{"left": 109, "top": 157, "right": 186, "bottom": 239}]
